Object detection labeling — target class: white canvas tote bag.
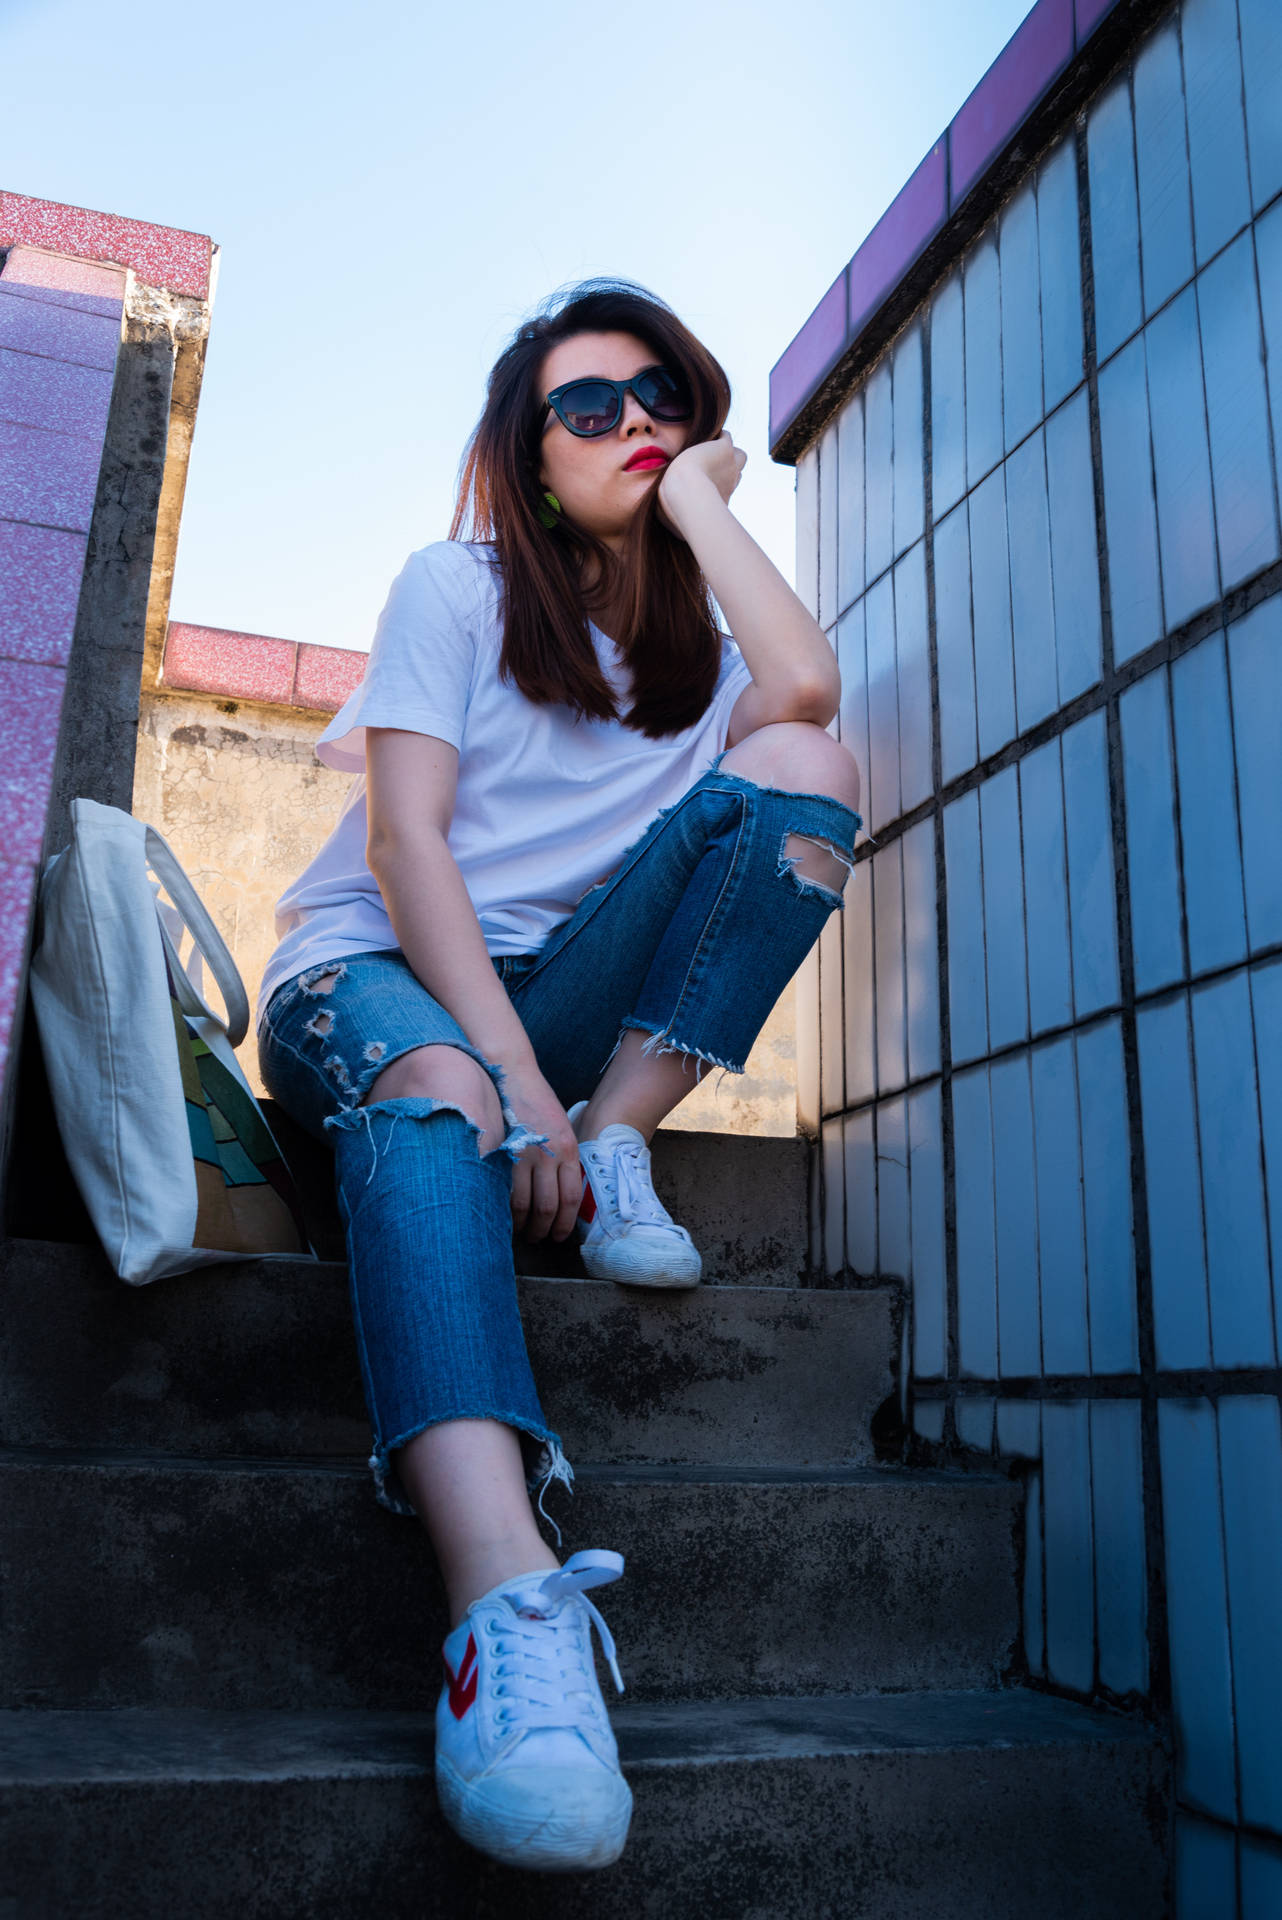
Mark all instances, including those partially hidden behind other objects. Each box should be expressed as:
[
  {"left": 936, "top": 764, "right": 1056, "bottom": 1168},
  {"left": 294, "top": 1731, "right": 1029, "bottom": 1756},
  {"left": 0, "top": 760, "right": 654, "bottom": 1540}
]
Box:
[{"left": 29, "top": 798, "right": 313, "bottom": 1284}]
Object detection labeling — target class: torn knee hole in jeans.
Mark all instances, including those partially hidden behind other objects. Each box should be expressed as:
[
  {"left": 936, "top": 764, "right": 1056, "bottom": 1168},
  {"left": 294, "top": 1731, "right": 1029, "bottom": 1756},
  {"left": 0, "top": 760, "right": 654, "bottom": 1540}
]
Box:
[{"left": 777, "top": 829, "right": 855, "bottom": 906}]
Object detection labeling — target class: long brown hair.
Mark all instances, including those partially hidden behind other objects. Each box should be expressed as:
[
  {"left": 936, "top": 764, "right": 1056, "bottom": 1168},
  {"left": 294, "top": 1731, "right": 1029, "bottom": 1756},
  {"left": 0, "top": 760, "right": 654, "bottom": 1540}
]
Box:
[{"left": 448, "top": 279, "right": 732, "bottom": 739}]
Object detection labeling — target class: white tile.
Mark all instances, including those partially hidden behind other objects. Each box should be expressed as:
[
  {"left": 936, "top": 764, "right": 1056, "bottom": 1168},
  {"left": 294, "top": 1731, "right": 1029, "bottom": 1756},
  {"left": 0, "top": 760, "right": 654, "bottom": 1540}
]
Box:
[
  {"left": 1229, "top": 598, "right": 1282, "bottom": 952},
  {"left": 1088, "top": 78, "right": 1143, "bottom": 363},
  {"left": 1045, "top": 389, "right": 1102, "bottom": 702},
  {"left": 1000, "top": 180, "right": 1043, "bottom": 454},
  {"left": 865, "top": 571, "right": 900, "bottom": 835},
  {"left": 1020, "top": 738, "right": 1074, "bottom": 1035},
  {"left": 1145, "top": 285, "right": 1219, "bottom": 631},
  {"left": 1190, "top": 972, "right": 1276, "bottom": 1369},
  {"left": 1038, "top": 133, "right": 1085, "bottom": 415},
  {"left": 1120, "top": 669, "right": 1185, "bottom": 995},
  {"left": 1077, "top": 1019, "right": 1140, "bottom": 1375},
  {"left": 968, "top": 465, "right": 1017, "bottom": 758},
  {"left": 818, "top": 910, "right": 844, "bottom": 1118},
  {"left": 1042, "top": 1401, "right": 1095, "bottom": 1693},
  {"left": 873, "top": 841, "right": 906, "bottom": 1096},
  {"left": 1158, "top": 1399, "right": 1238, "bottom": 1821},
  {"left": 1138, "top": 996, "right": 1212, "bottom": 1369},
  {"left": 980, "top": 764, "right": 1029, "bottom": 1052},
  {"left": 1182, "top": 0, "right": 1253, "bottom": 266},
  {"left": 991, "top": 1051, "right": 1041, "bottom": 1377},
  {"left": 818, "top": 416, "right": 839, "bottom": 630},
  {"left": 1218, "top": 1395, "right": 1282, "bottom": 1835},
  {"left": 1133, "top": 22, "right": 1195, "bottom": 316},
  {"left": 837, "top": 601, "right": 870, "bottom": 841},
  {"left": 1199, "top": 233, "right": 1280, "bottom": 591},
  {"left": 876, "top": 1093, "right": 911, "bottom": 1281},
  {"left": 836, "top": 390, "right": 865, "bottom": 618},
  {"left": 1090, "top": 1400, "right": 1148, "bottom": 1695},
  {"left": 902, "top": 818, "right": 940, "bottom": 1081},
  {"left": 953, "top": 1064, "right": 998, "bottom": 1377},
  {"left": 844, "top": 856, "right": 875, "bottom": 1107},
  {"left": 1097, "top": 336, "right": 1163, "bottom": 662},
  {"left": 1250, "top": 960, "right": 1282, "bottom": 1366},
  {"left": 908, "top": 1082, "right": 946, "bottom": 1379},
  {"left": 933, "top": 500, "right": 978, "bottom": 781},
  {"left": 795, "top": 445, "right": 819, "bottom": 618},
  {"left": 1032, "top": 1036, "right": 1089, "bottom": 1376},
  {"left": 1176, "top": 1811, "right": 1239, "bottom": 1918},
  {"left": 894, "top": 542, "right": 931, "bottom": 817},
  {"left": 1024, "top": 1465, "right": 1046, "bottom": 1675},
  {"left": 864, "top": 354, "right": 894, "bottom": 586},
  {"left": 912, "top": 1398, "right": 945, "bottom": 1442},
  {"left": 1006, "top": 427, "right": 1059, "bottom": 733},
  {"left": 844, "top": 1104, "right": 877, "bottom": 1275},
  {"left": 1257, "top": 204, "right": 1282, "bottom": 526},
  {"left": 1171, "top": 634, "right": 1248, "bottom": 977},
  {"left": 822, "top": 1115, "right": 846, "bottom": 1279},
  {"left": 795, "top": 948, "right": 820, "bottom": 1139},
  {"left": 892, "top": 322, "right": 924, "bottom": 558},
  {"left": 930, "top": 271, "right": 966, "bottom": 518},
  {"left": 1240, "top": 1835, "right": 1282, "bottom": 1918},
  {"left": 945, "top": 791, "right": 987, "bottom": 1063},
  {"left": 964, "top": 231, "right": 1003, "bottom": 488},
  {"left": 1240, "top": 0, "right": 1282, "bottom": 212},
  {"left": 1061, "top": 711, "right": 1119, "bottom": 1017},
  {"left": 996, "top": 1399, "right": 1041, "bottom": 1459},
  {"left": 956, "top": 1397, "right": 994, "bottom": 1452}
]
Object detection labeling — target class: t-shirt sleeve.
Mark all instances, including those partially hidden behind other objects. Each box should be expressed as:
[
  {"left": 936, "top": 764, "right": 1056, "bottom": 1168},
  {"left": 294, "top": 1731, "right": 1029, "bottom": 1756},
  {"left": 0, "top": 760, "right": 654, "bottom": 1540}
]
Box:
[{"left": 313, "top": 543, "right": 482, "bottom": 772}]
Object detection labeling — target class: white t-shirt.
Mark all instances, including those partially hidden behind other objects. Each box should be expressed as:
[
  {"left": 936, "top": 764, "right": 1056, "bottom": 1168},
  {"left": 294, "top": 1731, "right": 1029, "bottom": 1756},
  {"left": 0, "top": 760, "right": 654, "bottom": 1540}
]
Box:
[{"left": 256, "top": 540, "right": 754, "bottom": 1024}]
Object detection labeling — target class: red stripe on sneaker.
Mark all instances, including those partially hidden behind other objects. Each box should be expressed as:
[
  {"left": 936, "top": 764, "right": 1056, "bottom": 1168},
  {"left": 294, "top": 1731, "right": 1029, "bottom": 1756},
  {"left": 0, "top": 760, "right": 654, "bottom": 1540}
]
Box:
[
  {"left": 579, "top": 1169, "right": 597, "bottom": 1225},
  {"left": 444, "top": 1633, "right": 478, "bottom": 1718}
]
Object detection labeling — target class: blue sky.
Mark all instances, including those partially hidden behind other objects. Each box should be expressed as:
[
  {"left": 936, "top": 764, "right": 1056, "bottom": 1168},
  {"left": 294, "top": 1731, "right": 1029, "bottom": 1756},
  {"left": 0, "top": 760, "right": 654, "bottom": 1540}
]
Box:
[{"left": 5, "top": 0, "right": 1031, "bottom": 651}]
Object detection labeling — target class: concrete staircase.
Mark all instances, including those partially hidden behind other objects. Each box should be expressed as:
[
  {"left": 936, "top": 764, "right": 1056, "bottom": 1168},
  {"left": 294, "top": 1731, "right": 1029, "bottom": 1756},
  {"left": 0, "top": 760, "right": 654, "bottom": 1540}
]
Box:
[{"left": 0, "top": 1120, "right": 1170, "bottom": 1916}]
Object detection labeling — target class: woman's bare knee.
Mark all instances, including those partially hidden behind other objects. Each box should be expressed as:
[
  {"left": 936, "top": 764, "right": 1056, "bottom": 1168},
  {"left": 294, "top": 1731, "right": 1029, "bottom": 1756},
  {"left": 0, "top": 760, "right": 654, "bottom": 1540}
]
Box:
[{"left": 362, "top": 1044, "right": 505, "bottom": 1154}]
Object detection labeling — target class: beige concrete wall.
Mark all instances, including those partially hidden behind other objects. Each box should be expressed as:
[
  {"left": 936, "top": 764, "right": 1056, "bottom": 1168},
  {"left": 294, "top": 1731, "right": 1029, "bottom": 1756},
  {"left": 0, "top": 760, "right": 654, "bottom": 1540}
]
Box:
[{"left": 134, "top": 687, "right": 798, "bottom": 1133}]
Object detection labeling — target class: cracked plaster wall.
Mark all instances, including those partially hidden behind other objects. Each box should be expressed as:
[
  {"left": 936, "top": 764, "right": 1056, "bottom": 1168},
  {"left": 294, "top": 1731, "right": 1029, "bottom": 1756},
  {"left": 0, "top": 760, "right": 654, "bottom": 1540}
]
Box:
[{"left": 132, "top": 688, "right": 798, "bottom": 1133}]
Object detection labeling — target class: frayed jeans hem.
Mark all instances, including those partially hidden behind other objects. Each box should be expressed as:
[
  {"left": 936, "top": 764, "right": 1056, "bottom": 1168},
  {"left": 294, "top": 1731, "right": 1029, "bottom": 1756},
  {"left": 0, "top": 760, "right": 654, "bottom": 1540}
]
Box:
[{"left": 370, "top": 1413, "right": 575, "bottom": 1544}]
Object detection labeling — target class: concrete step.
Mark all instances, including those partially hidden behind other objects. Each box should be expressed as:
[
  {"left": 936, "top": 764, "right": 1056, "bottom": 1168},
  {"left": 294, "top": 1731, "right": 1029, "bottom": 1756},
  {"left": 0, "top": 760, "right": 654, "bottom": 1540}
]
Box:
[
  {"left": 0, "top": 1693, "right": 1170, "bottom": 1917},
  {"left": 0, "top": 1454, "right": 1020, "bottom": 1711},
  {"left": 264, "top": 1099, "right": 814, "bottom": 1284},
  {"left": 0, "top": 1239, "right": 895, "bottom": 1466}
]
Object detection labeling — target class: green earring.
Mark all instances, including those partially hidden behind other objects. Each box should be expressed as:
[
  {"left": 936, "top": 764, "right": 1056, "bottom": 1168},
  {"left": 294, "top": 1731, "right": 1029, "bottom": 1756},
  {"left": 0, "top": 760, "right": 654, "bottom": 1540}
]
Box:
[{"left": 537, "top": 489, "right": 562, "bottom": 529}]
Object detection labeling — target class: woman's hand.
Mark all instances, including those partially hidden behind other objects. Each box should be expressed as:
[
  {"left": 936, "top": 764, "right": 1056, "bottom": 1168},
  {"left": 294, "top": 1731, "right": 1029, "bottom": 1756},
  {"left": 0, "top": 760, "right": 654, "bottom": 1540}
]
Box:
[
  {"left": 501, "top": 1060, "right": 583, "bottom": 1244},
  {"left": 657, "top": 430, "right": 747, "bottom": 539}
]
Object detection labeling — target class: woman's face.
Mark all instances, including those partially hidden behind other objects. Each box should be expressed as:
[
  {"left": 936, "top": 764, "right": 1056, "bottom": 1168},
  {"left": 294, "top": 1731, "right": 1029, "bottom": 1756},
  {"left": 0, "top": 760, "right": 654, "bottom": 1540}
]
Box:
[{"left": 536, "top": 330, "right": 691, "bottom": 552}]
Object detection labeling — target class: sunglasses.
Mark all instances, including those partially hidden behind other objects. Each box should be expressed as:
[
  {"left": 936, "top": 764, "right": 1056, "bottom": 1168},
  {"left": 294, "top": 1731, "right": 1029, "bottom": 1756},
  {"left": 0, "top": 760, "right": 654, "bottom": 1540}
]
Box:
[{"left": 543, "top": 364, "right": 693, "bottom": 438}]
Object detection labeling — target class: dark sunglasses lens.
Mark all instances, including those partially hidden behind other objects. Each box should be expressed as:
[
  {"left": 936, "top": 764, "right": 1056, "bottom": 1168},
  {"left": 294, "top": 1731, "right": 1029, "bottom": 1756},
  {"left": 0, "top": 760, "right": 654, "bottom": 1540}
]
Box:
[
  {"left": 635, "top": 367, "right": 692, "bottom": 419},
  {"left": 560, "top": 382, "right": 621, "bottom": 435}
]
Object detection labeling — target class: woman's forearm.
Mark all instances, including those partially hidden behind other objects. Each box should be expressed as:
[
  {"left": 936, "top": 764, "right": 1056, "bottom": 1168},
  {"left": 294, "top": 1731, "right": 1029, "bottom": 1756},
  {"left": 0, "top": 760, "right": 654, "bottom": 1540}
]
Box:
[
  {"left": 660, "top": 468, "right": 840, "bottom": 713},
  {"left": 368, "top": 828, "right": 540, "bottom": 1074}
]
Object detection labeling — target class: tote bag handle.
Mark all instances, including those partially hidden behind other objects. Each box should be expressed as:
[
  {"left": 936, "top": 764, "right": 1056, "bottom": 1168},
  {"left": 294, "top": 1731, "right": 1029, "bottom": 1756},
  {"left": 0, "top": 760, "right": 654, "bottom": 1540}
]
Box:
[{"left": 144, "top": 826, "right": 250, "bottom": 1048}]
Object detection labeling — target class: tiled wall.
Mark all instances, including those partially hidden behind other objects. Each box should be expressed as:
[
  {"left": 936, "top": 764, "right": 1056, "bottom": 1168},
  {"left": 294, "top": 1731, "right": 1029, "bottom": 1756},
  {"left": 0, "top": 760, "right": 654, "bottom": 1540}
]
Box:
[{"left": 794, "top": 0, "right": 1282, "bottom": 1908}]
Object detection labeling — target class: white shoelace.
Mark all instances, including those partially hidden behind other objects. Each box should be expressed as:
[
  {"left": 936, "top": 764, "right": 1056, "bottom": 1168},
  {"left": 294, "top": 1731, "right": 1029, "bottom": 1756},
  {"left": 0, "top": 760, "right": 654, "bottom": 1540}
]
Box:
[
  {"left": 487, "top": 1558, "right": 625, "bottom": 1733},
  {"left": 588, "top": 1136, "right": 684, "bottom": 1236}
]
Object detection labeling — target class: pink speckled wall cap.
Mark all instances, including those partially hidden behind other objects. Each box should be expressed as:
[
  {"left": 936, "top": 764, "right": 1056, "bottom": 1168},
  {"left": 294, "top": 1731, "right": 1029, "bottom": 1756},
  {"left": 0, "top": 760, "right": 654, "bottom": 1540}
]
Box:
[
  {"left": 163, "top": 622, "right": 366, "bottom": 714},
  {"left": 0, "top": 192, "right": 213, "bottom": 300}
]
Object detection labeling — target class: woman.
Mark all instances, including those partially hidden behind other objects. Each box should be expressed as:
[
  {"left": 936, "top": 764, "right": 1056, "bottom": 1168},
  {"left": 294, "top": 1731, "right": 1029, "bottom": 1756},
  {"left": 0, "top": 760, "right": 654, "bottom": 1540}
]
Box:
[{"left": 257, "top": 278, "right": 862, "bottom": 1874}]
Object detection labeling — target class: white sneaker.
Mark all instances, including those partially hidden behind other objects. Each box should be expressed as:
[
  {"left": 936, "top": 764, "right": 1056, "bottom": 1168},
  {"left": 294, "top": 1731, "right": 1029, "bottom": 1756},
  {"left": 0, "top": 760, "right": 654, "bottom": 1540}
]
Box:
[
  {"left": 434, "top": 1549, "right": 633, "bottom": 1872},
  {"left": 568, "top": 1102, "right": 702, "bottom": 1290}
]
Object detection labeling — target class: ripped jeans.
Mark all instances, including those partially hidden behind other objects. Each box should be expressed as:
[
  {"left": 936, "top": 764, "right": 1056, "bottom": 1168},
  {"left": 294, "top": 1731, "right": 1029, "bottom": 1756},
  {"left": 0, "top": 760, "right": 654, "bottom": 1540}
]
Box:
[{"left": 257, "top": 752, "right": 861, "bottom": 1522}]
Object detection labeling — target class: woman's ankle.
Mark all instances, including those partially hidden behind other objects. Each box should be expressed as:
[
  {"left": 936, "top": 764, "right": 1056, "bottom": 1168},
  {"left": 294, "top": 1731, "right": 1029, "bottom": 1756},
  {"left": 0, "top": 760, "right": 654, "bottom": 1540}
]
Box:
[{"left": 446, "top": 1538, "right": 561, "bottom": 1627}]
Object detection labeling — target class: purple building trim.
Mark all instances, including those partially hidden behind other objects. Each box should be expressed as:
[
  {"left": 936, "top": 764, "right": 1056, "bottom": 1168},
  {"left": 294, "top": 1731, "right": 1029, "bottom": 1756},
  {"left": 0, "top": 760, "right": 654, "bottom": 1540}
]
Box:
[
  {"left": 770, "top": 0, "right": 1132, "bottom": 456},
  {"left": 768, "top": 272, "right": 847, "bottom": 447},
  {"left": 949, "top": 0, "right": 1075, "bottom": 206}
]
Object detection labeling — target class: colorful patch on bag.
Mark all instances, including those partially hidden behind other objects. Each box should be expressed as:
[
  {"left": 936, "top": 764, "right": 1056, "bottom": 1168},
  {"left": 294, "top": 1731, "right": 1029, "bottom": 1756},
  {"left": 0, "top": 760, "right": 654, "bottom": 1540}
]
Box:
[{"left": 166, "top": 973, "right": 308, "bottom": 1257}]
